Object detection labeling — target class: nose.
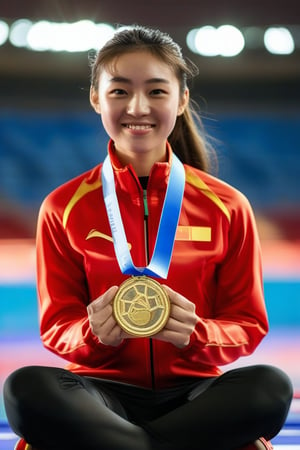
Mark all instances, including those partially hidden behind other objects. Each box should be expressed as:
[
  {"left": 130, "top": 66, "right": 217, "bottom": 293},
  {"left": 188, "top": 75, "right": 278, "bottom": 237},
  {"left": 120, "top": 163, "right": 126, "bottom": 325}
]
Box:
[{"left": 126, "top": 93, "right": 150, "bottom": 116}]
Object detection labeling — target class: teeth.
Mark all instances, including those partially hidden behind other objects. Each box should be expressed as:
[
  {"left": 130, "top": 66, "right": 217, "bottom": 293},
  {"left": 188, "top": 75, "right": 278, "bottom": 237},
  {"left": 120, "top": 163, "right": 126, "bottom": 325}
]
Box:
[{"left": 126, "top": 124, "right": 152, "bottom": 130}]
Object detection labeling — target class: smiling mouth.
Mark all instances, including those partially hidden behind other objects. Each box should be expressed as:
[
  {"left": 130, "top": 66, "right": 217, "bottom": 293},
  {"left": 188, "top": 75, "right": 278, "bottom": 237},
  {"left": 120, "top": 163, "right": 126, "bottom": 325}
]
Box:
[{"left": 123, "top": 124, "right": 154, "bottom": 130}]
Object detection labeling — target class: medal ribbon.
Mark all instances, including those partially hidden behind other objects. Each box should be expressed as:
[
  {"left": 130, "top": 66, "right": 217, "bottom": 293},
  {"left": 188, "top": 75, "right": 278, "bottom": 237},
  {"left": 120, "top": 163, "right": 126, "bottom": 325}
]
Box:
[{"left": 101, "top": 152, "right": 185, "bottom": 279}]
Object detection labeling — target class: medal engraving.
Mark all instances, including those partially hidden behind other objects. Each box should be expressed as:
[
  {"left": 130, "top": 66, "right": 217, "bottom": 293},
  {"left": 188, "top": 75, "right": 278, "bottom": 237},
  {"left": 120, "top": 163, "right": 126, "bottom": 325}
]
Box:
[{"left": 113, "top": 276, "right": 170, "bottom": 337}]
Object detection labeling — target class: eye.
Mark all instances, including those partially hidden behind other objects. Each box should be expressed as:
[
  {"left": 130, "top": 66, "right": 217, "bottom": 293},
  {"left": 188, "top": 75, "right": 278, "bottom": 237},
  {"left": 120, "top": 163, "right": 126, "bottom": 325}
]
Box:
[
  {"left": 110, "top": 88, "right": 127, "bottom": 96},
  {"left": 150, "top": 88, "right": 166, "bottom": 96}
]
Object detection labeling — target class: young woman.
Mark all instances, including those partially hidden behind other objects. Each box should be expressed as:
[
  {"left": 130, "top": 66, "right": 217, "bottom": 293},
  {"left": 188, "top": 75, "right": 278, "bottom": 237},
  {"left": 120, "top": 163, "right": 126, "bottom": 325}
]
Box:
[{"left": 4, "top": 25, "right": 293, "bottom": 450}]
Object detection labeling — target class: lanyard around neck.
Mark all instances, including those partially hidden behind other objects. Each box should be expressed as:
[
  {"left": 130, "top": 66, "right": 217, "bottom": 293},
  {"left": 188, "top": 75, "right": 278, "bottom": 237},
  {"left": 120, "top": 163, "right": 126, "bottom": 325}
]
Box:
[{"left": 101, "top": 153, "right": 185, "bottom": 279}]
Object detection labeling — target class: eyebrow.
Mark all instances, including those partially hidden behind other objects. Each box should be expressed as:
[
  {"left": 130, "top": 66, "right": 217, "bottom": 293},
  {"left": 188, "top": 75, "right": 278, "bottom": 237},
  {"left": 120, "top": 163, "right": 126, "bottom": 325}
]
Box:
[{"left": 109, "top": 76, "right": 170, "bottom": 84}]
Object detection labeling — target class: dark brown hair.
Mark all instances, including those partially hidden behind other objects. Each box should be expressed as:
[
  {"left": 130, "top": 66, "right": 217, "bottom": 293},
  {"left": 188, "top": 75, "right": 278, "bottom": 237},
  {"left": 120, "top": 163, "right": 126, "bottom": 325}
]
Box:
[{"left": 90, "top": 25, "right": 215, "bottom": 172}]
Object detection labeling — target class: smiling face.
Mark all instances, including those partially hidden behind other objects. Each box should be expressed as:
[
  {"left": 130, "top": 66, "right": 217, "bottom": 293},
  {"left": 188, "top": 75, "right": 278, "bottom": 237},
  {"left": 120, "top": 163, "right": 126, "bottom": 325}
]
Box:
[{"left": 90, "top": 50, "right": 188, "bottom": 174}]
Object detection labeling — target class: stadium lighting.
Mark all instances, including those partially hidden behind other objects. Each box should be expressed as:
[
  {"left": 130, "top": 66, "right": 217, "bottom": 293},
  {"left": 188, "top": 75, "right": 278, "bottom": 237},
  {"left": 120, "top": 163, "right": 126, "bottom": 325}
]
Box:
[
  {"left": 8, "top": 19, "right": 115, "bottom": 52},
  {"left": 0, "top": 20, "right": 9, "bottom": 46},
  {"left": 9, "top": 19, "right": 32, "bottom": 47},
  {"left": 217, "top": 25, "right": 245, "bottom": 56},
  {"left": 194, "top": 26, "right": 219, "bottom": 57},
  {"left": 187, "top": 25, "right": 245, "bottom": 57},
  {"left": 186, "top": 28, "right": 199, "bottom": 54},
  {"left": 1, "top": 18, "right": 299, "bottom": 56},
  {"left": 264, "top": 27, "right": 295, "bottom": 54}
]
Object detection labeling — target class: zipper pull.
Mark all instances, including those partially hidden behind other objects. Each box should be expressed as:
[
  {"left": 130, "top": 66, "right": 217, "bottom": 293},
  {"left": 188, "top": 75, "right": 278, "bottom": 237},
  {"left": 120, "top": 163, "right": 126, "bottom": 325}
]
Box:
[{"left": 143, "top": 189, "right": 149, "bottom": 218}]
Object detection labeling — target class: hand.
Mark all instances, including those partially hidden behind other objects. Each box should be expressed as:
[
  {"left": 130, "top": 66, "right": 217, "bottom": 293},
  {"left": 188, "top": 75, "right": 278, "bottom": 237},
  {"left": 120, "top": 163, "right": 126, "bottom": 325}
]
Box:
[
  {"left": 153, "top": 285, "right": 198, "bottom": 348},
  {"left": 87, "top": 286, "right": 126, "bottom": 346}
]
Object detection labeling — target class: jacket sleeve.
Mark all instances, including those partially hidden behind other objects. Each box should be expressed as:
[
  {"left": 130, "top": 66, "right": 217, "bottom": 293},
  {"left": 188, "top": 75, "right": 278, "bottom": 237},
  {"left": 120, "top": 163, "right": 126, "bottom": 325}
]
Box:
[
  {"left": 185, "top": 191, "right": 269, "bottom": 367},
  {"left": 36, "top": 195, "right": 122, "bottom": 367}
]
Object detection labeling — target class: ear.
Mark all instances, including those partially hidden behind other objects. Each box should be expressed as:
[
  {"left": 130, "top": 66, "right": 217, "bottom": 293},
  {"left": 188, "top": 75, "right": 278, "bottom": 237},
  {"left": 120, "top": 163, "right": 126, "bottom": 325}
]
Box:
[
  {"left": 177, "top": 88, "right": 189, "bottom": 116},
  {"left": 90, "top": 86, "right": 101, "bottom": 114}
]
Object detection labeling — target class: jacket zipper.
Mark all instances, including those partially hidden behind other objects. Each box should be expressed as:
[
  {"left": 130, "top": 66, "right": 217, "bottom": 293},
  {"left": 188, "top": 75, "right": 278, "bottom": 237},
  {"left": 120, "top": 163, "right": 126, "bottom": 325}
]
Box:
[{"left": 143, "top": 188, "right": 156, "bottom": 390}]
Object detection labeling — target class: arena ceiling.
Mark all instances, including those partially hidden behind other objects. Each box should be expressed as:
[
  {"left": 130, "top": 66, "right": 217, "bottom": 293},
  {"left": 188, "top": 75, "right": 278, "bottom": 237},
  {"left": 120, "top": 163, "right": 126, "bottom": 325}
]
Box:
[{"left": 1, "top": 0, "right": 300, "bottom": 104}]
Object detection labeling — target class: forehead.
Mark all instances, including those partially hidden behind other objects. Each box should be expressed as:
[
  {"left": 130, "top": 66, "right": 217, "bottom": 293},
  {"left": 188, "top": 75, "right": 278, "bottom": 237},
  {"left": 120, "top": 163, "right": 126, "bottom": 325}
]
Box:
[{"left": 101, "top": 50, "right": 178, "bottom": 81}]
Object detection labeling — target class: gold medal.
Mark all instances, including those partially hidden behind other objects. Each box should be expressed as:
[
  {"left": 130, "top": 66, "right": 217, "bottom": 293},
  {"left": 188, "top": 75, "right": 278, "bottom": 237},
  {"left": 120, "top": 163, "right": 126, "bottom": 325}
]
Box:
[{"left": 113, "top": 276, "right": 170, "bottom": 337}]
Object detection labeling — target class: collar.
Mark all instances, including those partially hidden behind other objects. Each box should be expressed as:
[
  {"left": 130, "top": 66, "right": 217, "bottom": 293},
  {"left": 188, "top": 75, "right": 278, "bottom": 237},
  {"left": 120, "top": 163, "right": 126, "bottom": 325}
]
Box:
[{"left": 106, "top": 139, "right": 174, "bottom": 193}]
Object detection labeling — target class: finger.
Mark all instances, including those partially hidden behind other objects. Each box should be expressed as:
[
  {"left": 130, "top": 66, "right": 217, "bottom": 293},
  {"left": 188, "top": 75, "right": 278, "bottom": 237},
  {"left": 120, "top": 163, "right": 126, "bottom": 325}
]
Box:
[
  {"left": 164, "top": 315, "right": 194, "bottom": 333},
  {"left": 96, "top": 313, "right": 119, "bottom": 336},
  {"left": 163, "top": 285, "right": 194, "bottom": 309},
  {"left": 170, "top": 303, "right": 196, "bottom": 324},
  {"left": 89, "top": 308, "right": 120, "bottom": 339},
  {"left": 98, "top": 322, "right": 124, "bottom": 347},
  {"left": 89, "top": 303, "right": 114, "bottom": 330},
  {"left": 88, "top": 285, "right": 118, "bottom": 314},
  {"left": 154, "top": 328, "right": 190, "bottom": 348}
]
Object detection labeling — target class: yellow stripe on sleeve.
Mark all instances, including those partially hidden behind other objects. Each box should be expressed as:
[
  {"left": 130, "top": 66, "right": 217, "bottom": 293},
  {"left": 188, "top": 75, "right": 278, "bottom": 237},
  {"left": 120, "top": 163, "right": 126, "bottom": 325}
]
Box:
[
  {"left": 185, "top": 168, "right": 231, "bottom": 223},
  {"left": 63, "top": 179, "right": 101, "bottom": 229}
]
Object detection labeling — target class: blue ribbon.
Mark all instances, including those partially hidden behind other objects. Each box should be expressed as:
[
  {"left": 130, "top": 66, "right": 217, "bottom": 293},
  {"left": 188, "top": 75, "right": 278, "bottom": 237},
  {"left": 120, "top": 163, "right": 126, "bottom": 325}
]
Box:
[{"left": 101, "top": 152, "right": 185, "bottom": 279}]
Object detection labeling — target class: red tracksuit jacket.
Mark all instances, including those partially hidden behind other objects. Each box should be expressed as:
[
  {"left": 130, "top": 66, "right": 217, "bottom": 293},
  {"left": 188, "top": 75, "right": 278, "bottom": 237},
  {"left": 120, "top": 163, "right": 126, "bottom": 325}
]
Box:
[{"left": 36, "top": 140, "right": 268, "bottom": 389}]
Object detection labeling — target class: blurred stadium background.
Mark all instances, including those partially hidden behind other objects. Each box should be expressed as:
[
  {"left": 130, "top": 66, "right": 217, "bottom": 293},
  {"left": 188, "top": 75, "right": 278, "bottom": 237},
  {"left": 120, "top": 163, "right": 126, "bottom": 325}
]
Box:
[{"left": 0, "top": 1, "right": 299, "bottom": 448}]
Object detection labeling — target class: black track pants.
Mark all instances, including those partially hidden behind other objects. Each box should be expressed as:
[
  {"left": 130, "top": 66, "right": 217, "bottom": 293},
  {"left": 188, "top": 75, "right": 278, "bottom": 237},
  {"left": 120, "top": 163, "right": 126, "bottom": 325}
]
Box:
[{"left": 3, "top": 364, "right": 293, "bottom": 450}]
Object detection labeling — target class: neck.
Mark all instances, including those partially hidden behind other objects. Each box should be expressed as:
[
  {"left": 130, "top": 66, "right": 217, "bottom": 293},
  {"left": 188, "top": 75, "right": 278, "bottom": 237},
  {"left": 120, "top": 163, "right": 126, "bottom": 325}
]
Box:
[{"left": 114, "top": 146, "right": 167, "bottom": 177}]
